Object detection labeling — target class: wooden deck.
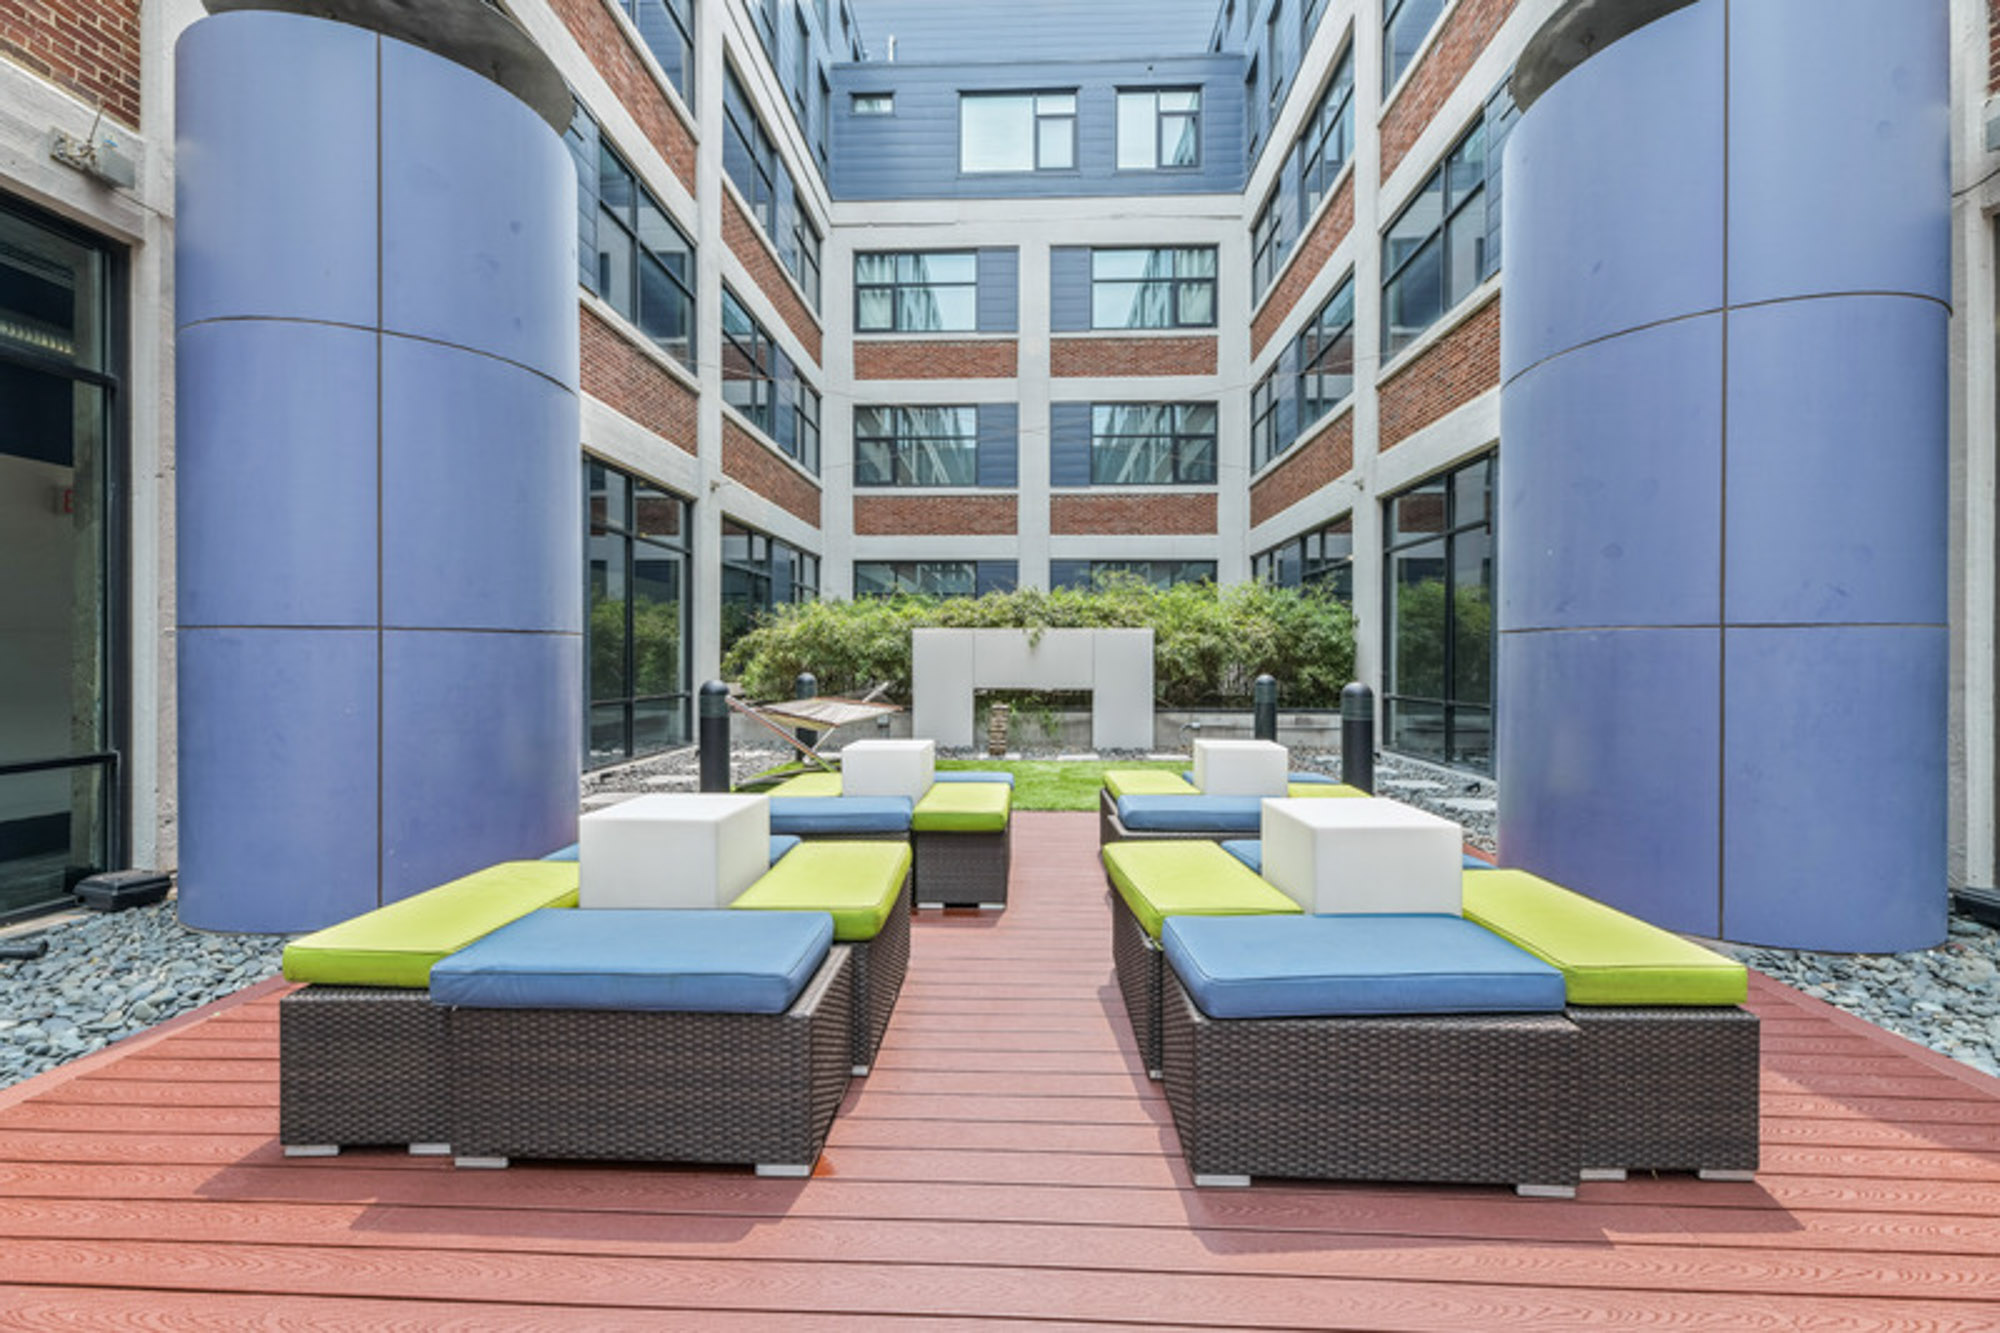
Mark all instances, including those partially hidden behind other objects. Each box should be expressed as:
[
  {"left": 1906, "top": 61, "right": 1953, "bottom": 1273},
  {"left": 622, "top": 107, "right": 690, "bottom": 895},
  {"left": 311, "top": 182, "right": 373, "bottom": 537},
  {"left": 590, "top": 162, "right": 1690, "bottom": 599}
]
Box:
[{"left": 2, "top": 811, "right": 1998, "bottom": 1328}]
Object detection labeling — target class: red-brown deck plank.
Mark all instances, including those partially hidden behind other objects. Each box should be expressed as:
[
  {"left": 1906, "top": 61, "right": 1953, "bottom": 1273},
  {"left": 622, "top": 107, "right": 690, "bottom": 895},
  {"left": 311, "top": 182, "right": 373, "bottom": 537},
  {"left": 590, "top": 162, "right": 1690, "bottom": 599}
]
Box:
[{"left": 1, "top": 810, "right": 1998, "bottom": 1328}]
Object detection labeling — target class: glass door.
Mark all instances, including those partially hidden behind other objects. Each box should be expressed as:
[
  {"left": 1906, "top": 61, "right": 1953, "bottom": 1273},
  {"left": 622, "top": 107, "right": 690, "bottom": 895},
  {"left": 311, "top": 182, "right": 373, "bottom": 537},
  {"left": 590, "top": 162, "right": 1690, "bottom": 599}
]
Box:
[{"left": 0, "top": 196, "right": 120, "bottom": 920}]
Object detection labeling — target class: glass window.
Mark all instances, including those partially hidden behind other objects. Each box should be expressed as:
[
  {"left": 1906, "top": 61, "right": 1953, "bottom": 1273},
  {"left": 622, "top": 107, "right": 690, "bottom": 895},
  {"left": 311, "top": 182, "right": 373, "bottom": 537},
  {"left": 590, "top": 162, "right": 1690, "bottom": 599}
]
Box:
[
  {"left": 724, "top": 65, "right": 778, "bottom": 231},
  {"left": 1298, "top": 43, "right": 1355, "bottom": 225},
  {"left": 1090, "top": 247, "right": 1216, "bottom": 329},
  {"left": 855, "top": 251, "right": 977, "bottom": 332},
  {"left": 1298, "top": 273, "right": 1356, "bottom": 426},
  {"left": 794, "top": 10, "right": 810, "bottom": 104},
  {"left": 794, "top": 381, "right": 821, "bottom": 473},
  {"left": 1382, "top": 119, "right": 1493, "bottom": 357},
  {"left": 1265, "top": 0, "right": 1284, "bottom": 110},
  {"left": 1051, "top": 560, "right": 1217, "bottom": 591},
  {"left": 961, "top": 92, "right": 1075, "bottom": 173},
  {"left": 794, "top": 210, "right": 822, "bottom": 308},
  {"left": 816, "top": 73, "right": 832, "bottom": 163},
  {"left": 1383, "top": 0, "right": 1448, "bottom": 95},
  {"left": 853, "top": 92, "right": 893, "bottom": 115},
  {"left": 586, "top": 461, "right": 690, "bottom": 768},
  {"left": 1303, "top": 0, "right": 1328, "bottom": 46},
  {"left": 1250, "top": 366, "right": 1279, "bottom": 470},
  {"left": 616, "top": 0, "right": 694, "bottom": 104},
  {"left": 1117, "top": 89, "right": 1201, "bottom": 170},
  {"left": 1383, "top": 453, "right": 1494, "bottom": 770},
  {"left": 853, "top": 405, "right": 979, "bottom": 486},
  {"left": 1089, "top": 404, "right": 1217, "bottom": 485},
  {"left": 721, "top": 285, "right": 775, "bottom": 436},
  {"left": 1251, "top": 188, "right": 1286, "bottom": 297},
  {"left": 569, "top": 107, "right": 696, "bottom": 370},
  {"left": 853, "top": 561, "right": 989, "bottom": 598},
  {"left": 721, "top": 519, "right": 815, "bottom": 652},
  {"left": 1259, "top": 515, "right": 1353, "bottom": 603}
]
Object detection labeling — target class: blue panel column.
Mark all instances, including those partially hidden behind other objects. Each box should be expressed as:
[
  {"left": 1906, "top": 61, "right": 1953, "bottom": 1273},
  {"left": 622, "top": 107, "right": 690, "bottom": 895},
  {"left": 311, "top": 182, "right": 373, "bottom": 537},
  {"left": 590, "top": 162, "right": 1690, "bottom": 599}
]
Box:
[
  {"left": 175, "top": 7, "right": 580, "bottom": 932},
  {"left": 1497, "top": 0, "right": 1948, "bottom": 950}
]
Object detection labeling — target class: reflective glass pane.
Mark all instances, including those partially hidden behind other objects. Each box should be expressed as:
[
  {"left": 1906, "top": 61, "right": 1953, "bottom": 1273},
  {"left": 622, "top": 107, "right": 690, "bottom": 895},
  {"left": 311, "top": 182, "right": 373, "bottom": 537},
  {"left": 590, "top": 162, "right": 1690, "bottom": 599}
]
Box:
[
  {"left": 589, "top": 535, "right": 629, "bottom": 699},
  {"left": 1177, "top": 280, "right": 1214, "bottom": 326},
  {"left": 909, "top": 252, "right": 977, "bottom": 284},
  {"left": 1450, "top": 706, "right": 1492, "bottom": 768},
  {"left": 632, "top": 484, "right": 682, "bottom": 542},
  {"left": 961, "top": 95, "right": 1033, "bottom": 171},
  {"left": 1178, "top": 436, "right": 1216, "bottom": 483},
  {"left": 1176, "top": 248, "right": 1218, "bottom": 278},
  {"left": 1117, "top": 93, "right": 1155, "bottom": 169},
  {"left": 1451, "top": 525, "right": 1493, "bottom": 705},
  {"left": 1453, "top": 455, "right": 1491, "bottom": 528},
  {"left": 632, "top": 550, "right": 684, "bottom": 695},
  {"left": 633, "top": 698, "right": 686, "bottom": 754},
  {"left": 1445, "top": 208, "right": 1486, "bottom": 309},
  {"left": 0, "top": 767, "right": 107, "bottom": 918},
  {"left": 1160, "top": 89, "right": 1199, "bottom": 113},
  {"left": 1180, "top": 403, "right": 1218, "bottom": 435},
  {"left": 1389, "top": 538, "right": 1448, "bottom": 699},
  {"left": 855, "top": 437, "right": 895, "bottom": 486},
  {"left": 855, "top": 288, "right": 894, "bottom": 330},
  {"left": 854, "top": 563, "right": 897, "bottom": 596},
  {"left": 597, "top": 142, "right": 634, "bottom": 221},
  {"left": 1383, "top": 237, "right": 1442, "bottom": 353},
  {"left": 1038, "top": 116, "right": 1073, "bottom": 169},
  {"left": 1164, "top": 114, "right": 1199, "bottom": 167},
  {"left": 590, "top": 703, "right": 629, "bottom": 765},
  {"left": 1386, "top": 697, "right": 1446, "bottom": 763},
  {"left": 1092, "top": 250, "right": 1154, "bottom": 280},
  {"left": 1390, "top": 477, "right": 1449, "bottom": 544},
  {"left": 1037, "top": 93, "right": 1075, "bottom": 115},
  {"left": 1385, "top": 170, "right": 1444, "bottom": 273},
  {"left": 854, "top": 253, "right": 896, "bottom": 284},
  {"left": 1446, "top": 122, "right": 1487, "bottom": 205},
  {"left": 1092, "top": 282, "right": 1143, "bottom": 329},
  {"left": 596, "top": 210, "right": 634, "bottom": 314}
]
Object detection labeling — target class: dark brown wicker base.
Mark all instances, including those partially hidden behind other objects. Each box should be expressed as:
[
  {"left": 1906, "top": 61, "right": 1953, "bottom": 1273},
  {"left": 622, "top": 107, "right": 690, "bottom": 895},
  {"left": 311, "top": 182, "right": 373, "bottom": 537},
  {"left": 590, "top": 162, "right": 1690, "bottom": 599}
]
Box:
[
  {"left": 279, "top": 985, "right": 449, "bottom": 1152},
  {"left": 1098, "top": 789, "right": 1239, "bottom": 847},
  {"left": 446, "top": 947, "right": 854, "bottom": 1172},
  {"left": 1160, "top": 971, "right": 1581, "bottom": 1194},
  {"left": 1108, "top": 887, "right": 1164, "bottom": 1077},
  {"left": 848, "top": 872, "right": 912, "bottom": 1073},
  {"left": 1571, "top": 1005, "right": 1761, "bottom": 1175},
  {"left": 914, "top": 827, "right": 1010, "bottom": 907}
]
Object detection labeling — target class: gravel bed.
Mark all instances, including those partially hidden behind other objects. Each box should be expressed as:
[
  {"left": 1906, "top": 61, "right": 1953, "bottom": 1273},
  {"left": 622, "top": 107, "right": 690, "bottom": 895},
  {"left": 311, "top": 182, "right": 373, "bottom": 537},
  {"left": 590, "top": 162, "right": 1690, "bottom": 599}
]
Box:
[{"left": 4, "top": 742, "right": 1995, "bottom": 1088}]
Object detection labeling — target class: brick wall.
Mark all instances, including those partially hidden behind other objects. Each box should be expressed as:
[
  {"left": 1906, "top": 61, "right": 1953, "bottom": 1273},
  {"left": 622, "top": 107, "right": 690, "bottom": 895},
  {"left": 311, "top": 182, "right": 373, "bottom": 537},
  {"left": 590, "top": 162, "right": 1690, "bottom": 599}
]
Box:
[
  {"left": 549, "top": 0, "right": 697, "bottom": 193},
  {"left": 580, "top": 306, "right": 698, "bottom": 455},
  {"left": 1252, "top": 175, "right": 1355, "bottom": 358},
  {"left": 1380, "top": 0, "right": 1517, "bottom": 182},
  {"left": 852, "top": 494, "right": 1017, "bottom": 535},
  {"left": 1051, "top": 493, "right": 1217, "bottom": 536},
  {"left": 1991, "top": 0, "right": 2000, "bottom": 93},
  {"left": 724, "top": 191, "right": 823, "bottom": 364},
  {"left": 1250, "top": 415, "right": 1353, "bottom": 527},
  {"left": 1378, "top": 297, "right": 1501, "bottom": 450},
  {"left": 1050, "top": 336, "right": 1218, "bottom": 378},
  {"left": 854, "top": 339, "right": 1018, "bottom": 380},
  {"left": 724, "top": 420, "right": 822, "bottom": 526},
  {"left": 1, "top": 1, "right": 141, "bottom": 129}
]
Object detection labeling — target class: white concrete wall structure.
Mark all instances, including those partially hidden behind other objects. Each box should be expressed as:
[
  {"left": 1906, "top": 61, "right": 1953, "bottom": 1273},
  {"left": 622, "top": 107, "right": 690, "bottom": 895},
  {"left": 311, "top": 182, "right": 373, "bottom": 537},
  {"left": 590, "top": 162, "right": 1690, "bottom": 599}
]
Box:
[{"left": 912, "top": 628, "right": 1153, "bottom": 749}]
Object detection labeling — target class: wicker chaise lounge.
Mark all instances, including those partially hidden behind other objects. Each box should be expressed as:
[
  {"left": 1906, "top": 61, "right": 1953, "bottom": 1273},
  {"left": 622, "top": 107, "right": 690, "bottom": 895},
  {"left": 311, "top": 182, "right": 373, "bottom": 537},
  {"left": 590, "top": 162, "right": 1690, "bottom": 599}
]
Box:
[
  {"left": 732, "top": 839, "right": 913, "bottom": 1072},
  {"left": 277, "top": 860, "right": 581, "bottom": 1156},
  {"left": 1462, "top": 869, "right": 1760, "bottom": 1179},
  {"left": 432, "top": 908, "right": 853, "bottom": 1175},
  {"left": 1159, "top": 913, "right": 1582, "bottom": 1196}
]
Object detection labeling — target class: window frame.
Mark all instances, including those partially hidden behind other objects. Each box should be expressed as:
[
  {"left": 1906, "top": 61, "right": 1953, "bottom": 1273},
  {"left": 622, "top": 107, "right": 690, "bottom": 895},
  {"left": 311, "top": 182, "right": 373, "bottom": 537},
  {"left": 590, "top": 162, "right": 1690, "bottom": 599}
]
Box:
[
  {"left": 569, "top": 108, "right": 697, "bottom": 371},
  {"left": 1251, "top": 186, "right": 1286, "bottom": 298},
  {"left": 1088, "top": 246, "right": 1218, "bottom": 331},
  {"left": 613, "top": 0, "right": 694, "bottom": 105},
  {"left": 1297, "top": 272, "right": 1356, "bottom": 431},
  {"left": 853, "top": 404, "right": 981, "bottom": 487},
  {"left": 720, "top": 284, "right": 777, "bottom": 437},
  {"left": 1250, "top": 366, "right": 1280, "bottom": 470},
  {"left": 1297, "top": 42, "right": 1355, "bottom": 230},
  {"left": 853, "top": 91, "right": 893, "bottom": 115},
  {"left": 1380, "top": 117, "right": 1492, "bottom": 358},
  {"left": 1116, "top": 87, "right": 1203, "bottom": 171},
  {"left": 854, "top": 250, "right": 979, "bottom": 334},
  {"left": 723, "top": 64, "right": 779, "bottom": 233},
  {"left": 1381, "top": 452, "right": 1496, "bottom": 771},
  {"left": 853, "top": 560, "right": 997, "bottom": 598},
  {"left": 1087, "top": 403, "right": 1218, "bottom": 486},
  {"left": 1383, "top": 0, "right": 1448, "bottom": 97},
  {"left": 959, "top": 90, "right": 1077, "bottom": 174},
  {"left": 586, "top": 460, "right": 692, "bottom": 768}
]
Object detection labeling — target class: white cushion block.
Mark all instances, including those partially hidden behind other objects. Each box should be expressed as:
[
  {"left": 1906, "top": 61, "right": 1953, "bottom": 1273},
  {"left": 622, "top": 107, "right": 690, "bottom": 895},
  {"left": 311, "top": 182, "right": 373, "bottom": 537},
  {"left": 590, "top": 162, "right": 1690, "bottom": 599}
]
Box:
[
  {"left": 578, "top": 794, "right": 770, "bottom": 909},
  {"left": 1260, "top": 797, "right": 1463, "bottom": 915},
  {"left": 841, "top": 738, "right": 935, "bottom": 800},
  {"left": 1192, "top": 739, "right": 1289, "bottom": 797}
]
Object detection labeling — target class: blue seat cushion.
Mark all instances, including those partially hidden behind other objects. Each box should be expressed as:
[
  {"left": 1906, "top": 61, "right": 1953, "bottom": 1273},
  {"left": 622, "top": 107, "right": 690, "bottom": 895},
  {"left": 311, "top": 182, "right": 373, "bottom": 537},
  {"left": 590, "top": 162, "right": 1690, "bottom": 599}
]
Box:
[
  {"left": 1116, "top": 794, "right": 1263, "bottom": 833},
  {"left": 1162, "top": 914, "right": 1567, "bottom": 1019},
  {"left": 1221, "top": 839, "right": 1492, "bottom": 874},
  {"left": 769, "top": 795, "right": 912, "bottom": 835},
  {"left": 1178, "top": 770, "right": 1336, "bottom": 787},
  {"left": 430, "top": 908, "right": 833, "bottom": 1014},
  {"left": 933, "top": 770, "right": 1015, "bottom": 787},
  {"left": 543, "top": 835, "right": 803, "bottom": 866}
]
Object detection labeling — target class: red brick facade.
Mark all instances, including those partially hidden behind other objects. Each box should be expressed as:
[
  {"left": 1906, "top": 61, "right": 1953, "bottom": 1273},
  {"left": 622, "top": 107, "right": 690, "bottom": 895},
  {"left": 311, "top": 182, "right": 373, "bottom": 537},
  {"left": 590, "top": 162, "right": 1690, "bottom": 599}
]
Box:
[
  {"left": 580, "top": 306, "right": 697, "bottom": 456},
  {"left": 1051, "top": 493, "right": 1217, "bottom": 536},
  {"left": 1050, "top": 336, "right": 1218, "bottom": 378},
  {"left": 550, "top": 0, "right": 697, "bottom": 193},
  {"left": 723, "top": 191, "right": 823, "bottom": 364},
  {"left": 1252, "top": 175, "right": 1355, "bottom": 358},
  {"left": 854, "top": 339, "right": 1018, "bottom": 380},
  {"left": 852, "top": 494, "right": 1017, "bottom": 536},
  {"left": 1250, "top": 415, "right": 1353, "bottom": 527},
  {"left": 1378, "top": 297, "right": 1501, "bottom": 450},
  {"left": 724, "top": 420, "right": 822, "bottom": 526},
  {"left": 1991, "top": 0, "right": 2000, "bottom": 92},
  {"left": 1, "top": 1, "right": 141, "bottom": 129},
  {"left": 1380, "top": 0, "right": 1518, "bottom": 182}
]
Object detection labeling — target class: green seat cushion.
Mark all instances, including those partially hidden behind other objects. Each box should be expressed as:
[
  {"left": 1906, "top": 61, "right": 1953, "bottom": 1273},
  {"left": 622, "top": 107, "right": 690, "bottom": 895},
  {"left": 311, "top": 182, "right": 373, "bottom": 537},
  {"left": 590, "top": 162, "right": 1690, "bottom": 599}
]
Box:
[
  {"left": 730, "top": 840, "right": 911, "bottom": 940},
  {"left": 767, "top": 771, "right": 843, "bottom": 797},
  {"left": 1104, "top": 770, "right": 1200, "bottom": 798},
  {"left": 1286, "top": 782, "right": 1368, "bottom": 798},
  {"left": 281, "top": 861, "right": 580, "bottom": 988},
  {"left": 1100, "top": 840, "right": 1301, "bottom": 940},
  {"left": 912, "top": 781, "right": 1011, "bottom": 832},
  {"left": 1463, "top": 869, "right": 1748, "bottom": 1006}
]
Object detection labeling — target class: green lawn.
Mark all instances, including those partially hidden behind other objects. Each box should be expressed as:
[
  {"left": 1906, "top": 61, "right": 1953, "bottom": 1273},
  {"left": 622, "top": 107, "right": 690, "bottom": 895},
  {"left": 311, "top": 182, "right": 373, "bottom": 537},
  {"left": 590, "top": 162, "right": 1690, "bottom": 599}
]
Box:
[{"left": 936, "top": 757, "right": 1185, "bottom": 811}]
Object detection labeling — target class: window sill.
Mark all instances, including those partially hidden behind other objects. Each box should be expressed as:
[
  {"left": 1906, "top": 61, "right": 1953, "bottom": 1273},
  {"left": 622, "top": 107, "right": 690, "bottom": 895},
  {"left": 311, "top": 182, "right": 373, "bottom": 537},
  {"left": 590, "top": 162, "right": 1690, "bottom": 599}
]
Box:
[
  {"left": 580, "top": 291, "right": 700, "bottom": 395},
  {"left": 1376, "top": 275, "right": 1500, "bottom": 385}
]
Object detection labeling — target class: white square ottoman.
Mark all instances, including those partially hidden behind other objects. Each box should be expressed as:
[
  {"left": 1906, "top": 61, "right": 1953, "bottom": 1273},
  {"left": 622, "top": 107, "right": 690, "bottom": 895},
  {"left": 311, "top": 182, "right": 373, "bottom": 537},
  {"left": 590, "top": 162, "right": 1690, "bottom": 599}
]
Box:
[
  {"left": 1260, "top": 796, "right": 1463, "bottom": 915},
  {"left": 578, "top": 794, "right": 770, "bottom": 909},
  {"left": 841, "top": 739, "right": 935, "bottom": 800},
  {"left": 1192, "top": 739, "right": 1289, "bottom": 797}
]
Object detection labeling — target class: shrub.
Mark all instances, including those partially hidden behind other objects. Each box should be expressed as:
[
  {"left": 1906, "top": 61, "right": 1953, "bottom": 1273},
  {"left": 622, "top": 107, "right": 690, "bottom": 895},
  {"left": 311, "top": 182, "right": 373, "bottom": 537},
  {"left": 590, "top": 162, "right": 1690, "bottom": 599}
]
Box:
[{"left": 722, "top": 576, "right": 1356, "bottom": 707}]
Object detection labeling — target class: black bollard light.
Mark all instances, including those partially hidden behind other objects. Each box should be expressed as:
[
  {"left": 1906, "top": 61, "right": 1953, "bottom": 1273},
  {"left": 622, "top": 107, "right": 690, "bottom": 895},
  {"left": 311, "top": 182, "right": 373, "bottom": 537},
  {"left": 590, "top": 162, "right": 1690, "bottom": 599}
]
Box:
[
  {"left": 698, "top": 680, "right": 732, "bottom": 792},
  {"left": 1252, "top": 674, "right": 1279, "bottom": 742},
  {"left": 794, "top": 671, "right": 819, "bottom": 750},
  {"left": 1340, "top": 681, "right": 1375, "bottom": 795}
]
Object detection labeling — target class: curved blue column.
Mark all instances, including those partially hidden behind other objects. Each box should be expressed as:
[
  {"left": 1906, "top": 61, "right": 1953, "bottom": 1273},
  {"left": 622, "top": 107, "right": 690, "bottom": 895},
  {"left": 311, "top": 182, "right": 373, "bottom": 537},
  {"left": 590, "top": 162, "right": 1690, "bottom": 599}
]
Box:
[
  {"left": 175, "top": 9, "right": 580, "bottom": 932},
  {"left": 1497, "top": 0, "right": 1948, "bottom": 950}
]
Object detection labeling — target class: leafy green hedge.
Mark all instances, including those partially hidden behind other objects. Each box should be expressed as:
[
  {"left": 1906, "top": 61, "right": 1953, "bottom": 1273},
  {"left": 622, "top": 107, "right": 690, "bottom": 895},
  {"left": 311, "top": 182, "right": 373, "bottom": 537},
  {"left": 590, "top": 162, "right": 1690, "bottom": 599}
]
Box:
[{"left": 722, "top": 577, "right": 1356, "bottom": 708}]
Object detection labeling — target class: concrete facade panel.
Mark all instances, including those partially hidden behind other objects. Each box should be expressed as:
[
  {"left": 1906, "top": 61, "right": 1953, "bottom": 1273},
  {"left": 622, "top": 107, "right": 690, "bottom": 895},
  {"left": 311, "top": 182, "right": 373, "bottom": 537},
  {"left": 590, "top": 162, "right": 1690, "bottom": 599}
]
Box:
[
  {"left": 1721, "top": 625, "right": 1947, "bottom": 951},
  {"left": 1498, "top": 314, "right": 1722, "bottom": 632},
  {"left": 175, "top": 320, "right": 379, "bottom": 630}
]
